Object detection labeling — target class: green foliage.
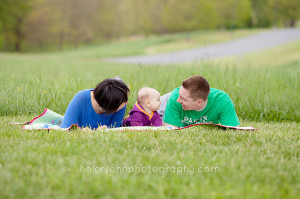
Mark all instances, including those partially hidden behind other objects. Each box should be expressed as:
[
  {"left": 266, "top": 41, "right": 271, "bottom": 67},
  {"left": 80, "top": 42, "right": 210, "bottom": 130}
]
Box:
[
  {"left": 0, "top": 0, "right": 299, "bottom": 52},
  {"left": 250, "top": 0, "right": 300, "bottom": 27},
  {"left": 250, "top": 0, "right": 273, "bottom": 27},
  {"left": 0, "top": 20, "right": 3, "bottom": 48},
  {"left": 278, "top": 0, "right": 300, "bottom": 26},
  {"left": 0, "top": 0, "right": 32, "bottom": 51},
  {"left": 214, "top": 0, "right": 252, "bottom": 29}
]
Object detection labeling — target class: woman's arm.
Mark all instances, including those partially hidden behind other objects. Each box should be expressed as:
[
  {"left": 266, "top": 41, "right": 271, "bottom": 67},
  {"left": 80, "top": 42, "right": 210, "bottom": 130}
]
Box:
[
  {"left": 61, "top": 92, "right": 82, "bottom": 128},
  {"left": 107, "top": 105, "right": 127, "bottom": 128}
]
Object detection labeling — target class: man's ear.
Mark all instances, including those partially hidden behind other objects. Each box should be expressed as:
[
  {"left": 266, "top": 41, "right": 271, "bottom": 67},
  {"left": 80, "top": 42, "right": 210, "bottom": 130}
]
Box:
[{"left": 197, "top": 99, "right": 203, "bottom": 106}]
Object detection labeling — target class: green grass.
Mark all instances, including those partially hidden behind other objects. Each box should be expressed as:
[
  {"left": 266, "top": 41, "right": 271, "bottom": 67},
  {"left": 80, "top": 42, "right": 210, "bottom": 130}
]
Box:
[
  {"left": 0, "top": 29, "right": 299, "bottom": 198},
  {"left": 0, "top": 53, "right": 299, "bottom": 122},
  {"left": 1, "top": 117, "right": 299, "bottom": 199}
]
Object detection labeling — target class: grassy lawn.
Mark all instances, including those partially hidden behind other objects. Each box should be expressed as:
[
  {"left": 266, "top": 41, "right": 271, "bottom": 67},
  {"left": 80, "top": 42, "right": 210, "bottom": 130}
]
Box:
[
  {"left": 48, "top": 28, "right": 265, "bottom": 59},
  {"left": 0, "top": 29, "right": 299, "bottom": 198},
  {"left": 218, "top": 38, "right": 300, "bottom": 68},
  {"left": 1, "top": 117, "right": 299, "bottom": 199}
]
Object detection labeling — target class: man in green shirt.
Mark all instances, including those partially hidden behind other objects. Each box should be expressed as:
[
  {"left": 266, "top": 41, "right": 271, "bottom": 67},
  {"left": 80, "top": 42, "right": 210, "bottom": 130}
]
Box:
[{"left": 160, "top": 75, "right": 240, "bottom": 127}]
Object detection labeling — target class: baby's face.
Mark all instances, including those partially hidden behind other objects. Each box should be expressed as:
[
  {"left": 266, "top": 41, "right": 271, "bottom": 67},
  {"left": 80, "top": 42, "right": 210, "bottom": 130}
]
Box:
[{"left": 148, "top": 91, "right": 161, "bottom": 111}]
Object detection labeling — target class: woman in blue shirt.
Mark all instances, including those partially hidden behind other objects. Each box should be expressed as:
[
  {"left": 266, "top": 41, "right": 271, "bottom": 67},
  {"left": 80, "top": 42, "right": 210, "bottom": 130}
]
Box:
[{"left": 61, "top": 78, "right": 129, "bottom": 130}]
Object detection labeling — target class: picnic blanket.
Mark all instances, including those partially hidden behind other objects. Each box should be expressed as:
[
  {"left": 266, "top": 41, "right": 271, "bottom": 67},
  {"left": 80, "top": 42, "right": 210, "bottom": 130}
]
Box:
[
  {"left": 15, "top": 108, "right": 257, "bottom": 131},
  {"left": 104, "top": 123, "right": 257, "bottom": 131},
  {"left": 20, "top": 108, "right": 79, "bottom": 131}
]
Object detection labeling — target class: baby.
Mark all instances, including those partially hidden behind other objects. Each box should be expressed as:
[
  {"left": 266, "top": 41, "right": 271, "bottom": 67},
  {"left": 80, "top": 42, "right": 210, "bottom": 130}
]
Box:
[{"left": 123, "top": 87, "right": 162, "bottom": 126}]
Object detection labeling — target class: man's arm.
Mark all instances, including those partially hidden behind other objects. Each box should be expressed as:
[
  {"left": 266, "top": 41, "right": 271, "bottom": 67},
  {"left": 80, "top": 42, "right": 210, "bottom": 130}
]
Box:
[
  {"left": 163, "top": 122, "right": 178, "bottom": 128},
  {"left": 219, "top": 96, "right": 240, "bottom": 127},
  {"left": 163, "top": 94, "right": 184, "bottom": 127}
]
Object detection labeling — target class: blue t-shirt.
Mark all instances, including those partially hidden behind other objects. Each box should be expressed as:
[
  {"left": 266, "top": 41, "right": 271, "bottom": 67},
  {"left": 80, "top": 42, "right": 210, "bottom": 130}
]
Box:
[{"left": 61, "top": 89, "right": 126, "bottom": 129}]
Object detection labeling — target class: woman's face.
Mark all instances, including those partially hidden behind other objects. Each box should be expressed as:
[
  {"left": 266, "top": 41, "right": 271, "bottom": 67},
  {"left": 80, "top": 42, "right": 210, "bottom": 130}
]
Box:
[
  {"left": 116, "top": 101, "right": 128, "bottom": 112},
  {"left": 116, "top": 91, "right": 130, "bottom": 112}
]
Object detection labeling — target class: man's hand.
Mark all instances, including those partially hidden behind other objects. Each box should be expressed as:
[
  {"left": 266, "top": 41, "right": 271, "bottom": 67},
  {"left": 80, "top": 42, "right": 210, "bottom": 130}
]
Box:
[{"left": 162, "top": 122, "right": 178, "bottom": 128}]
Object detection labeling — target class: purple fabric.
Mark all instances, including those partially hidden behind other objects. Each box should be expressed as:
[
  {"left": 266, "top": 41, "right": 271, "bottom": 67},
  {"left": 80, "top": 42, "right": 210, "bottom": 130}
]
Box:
[{"left": 123, "top": 103, "right": 162, "bottom": 127}]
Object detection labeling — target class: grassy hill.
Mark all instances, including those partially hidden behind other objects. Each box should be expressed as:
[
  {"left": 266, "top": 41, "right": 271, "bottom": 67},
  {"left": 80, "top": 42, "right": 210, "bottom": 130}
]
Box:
[{"left": 0, "top": 29, "right": 299, "bottom": 199}]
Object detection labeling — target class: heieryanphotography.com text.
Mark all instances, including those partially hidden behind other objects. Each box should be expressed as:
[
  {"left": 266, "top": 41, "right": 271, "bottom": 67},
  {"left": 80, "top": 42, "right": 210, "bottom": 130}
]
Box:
[{"left": 80, "top": 165, "right": 221, "bottom": 175}]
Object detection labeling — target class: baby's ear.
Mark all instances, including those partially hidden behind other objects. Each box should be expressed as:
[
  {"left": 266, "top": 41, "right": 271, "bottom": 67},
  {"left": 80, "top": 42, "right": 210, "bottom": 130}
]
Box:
[{"left": 145, "top": 100, "right": 151, "bottom": 107}]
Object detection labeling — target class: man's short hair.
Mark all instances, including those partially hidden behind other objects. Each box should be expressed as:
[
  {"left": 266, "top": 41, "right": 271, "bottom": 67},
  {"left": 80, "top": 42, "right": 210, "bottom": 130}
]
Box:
[
  {"left": 93, "top": 79, "right": 129, "bottom": 114},
  {"left": 182, "top": 75, "right": 210, "bottom": 101}
]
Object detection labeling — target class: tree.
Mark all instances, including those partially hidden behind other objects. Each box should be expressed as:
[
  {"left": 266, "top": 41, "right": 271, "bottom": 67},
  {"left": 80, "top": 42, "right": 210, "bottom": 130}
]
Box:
[
  {"left": 1, "top": 0, "right": 299, "bottom": 52},
  {"left": 214, "top": 0, "right": 252, "bottom": 29},
  {"left": 0, "top": 0, "right": 31, "bottom": 51},
  {"left": 278, "top": 0, "right": 300, "bottom": 27}
]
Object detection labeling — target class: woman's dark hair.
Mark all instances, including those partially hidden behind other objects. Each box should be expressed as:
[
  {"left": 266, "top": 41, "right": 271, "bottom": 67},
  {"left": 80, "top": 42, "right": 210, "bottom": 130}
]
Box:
[{"left": 93, "top": 79, "right": 130, "bottom": 114}]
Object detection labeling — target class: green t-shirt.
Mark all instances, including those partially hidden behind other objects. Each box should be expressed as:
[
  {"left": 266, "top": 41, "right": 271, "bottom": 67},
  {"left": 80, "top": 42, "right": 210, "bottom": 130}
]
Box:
[{"left": 163, "top": 87, "right": 240, "bottom": 127}]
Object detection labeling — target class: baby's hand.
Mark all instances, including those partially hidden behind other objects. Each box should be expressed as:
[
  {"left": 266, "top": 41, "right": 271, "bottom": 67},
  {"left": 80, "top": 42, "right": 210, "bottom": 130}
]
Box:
[{"left": 97, "top": 125, "right": 108, "bottom": 131}]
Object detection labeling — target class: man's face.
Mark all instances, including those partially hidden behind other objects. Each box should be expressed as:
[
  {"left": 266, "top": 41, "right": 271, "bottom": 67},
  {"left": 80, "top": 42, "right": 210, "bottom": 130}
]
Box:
[{"left": 177, "top": 86, "right": 202, "bottom": 111}]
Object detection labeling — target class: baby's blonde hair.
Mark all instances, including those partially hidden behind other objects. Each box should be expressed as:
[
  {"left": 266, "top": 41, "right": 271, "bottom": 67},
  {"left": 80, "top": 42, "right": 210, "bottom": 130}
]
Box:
[{"left": 137, "top": 87, "right": 158, "bottom": 103}]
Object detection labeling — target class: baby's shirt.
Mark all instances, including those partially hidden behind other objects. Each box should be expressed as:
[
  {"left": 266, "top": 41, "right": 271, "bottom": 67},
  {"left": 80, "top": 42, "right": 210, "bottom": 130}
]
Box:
[{"left": 123, "top": 102, "right": 162, "bottom": 127}]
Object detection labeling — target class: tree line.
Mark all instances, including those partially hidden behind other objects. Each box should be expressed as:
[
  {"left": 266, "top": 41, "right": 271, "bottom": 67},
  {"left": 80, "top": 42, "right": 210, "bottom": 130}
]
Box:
[{"left": 0, "top": 0, "right": 299, "bottom": 52}]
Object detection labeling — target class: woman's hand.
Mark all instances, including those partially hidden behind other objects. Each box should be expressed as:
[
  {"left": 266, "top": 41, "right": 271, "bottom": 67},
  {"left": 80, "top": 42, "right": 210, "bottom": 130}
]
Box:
[
  {"left": 97, "top": 125, "right": 107, "bottom": 131},
  {"left": 81, "top": 125, "right": 107, "bottom": 132},
  {"left": 81, "top": 127, "right": 92, "bottom": 132}
]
